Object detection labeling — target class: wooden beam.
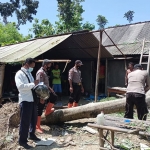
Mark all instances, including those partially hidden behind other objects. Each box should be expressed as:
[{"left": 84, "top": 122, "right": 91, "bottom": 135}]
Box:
[{"left": 36, "top": 59, "right": 71, "bottom": 63}]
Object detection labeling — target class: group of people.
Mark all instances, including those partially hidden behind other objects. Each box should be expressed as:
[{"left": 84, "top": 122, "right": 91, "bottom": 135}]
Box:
[
  {"left": 15, "top": 58, "right": 84, "bottom": 149},
  {"left": 124, "top": 62, "right": 150, "bottom": 120}
]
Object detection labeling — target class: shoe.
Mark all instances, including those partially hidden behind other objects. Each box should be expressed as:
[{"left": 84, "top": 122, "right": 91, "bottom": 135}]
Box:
[
  {"left": 36, "top": 116, "right": 43, "bottom": 134},
  {"left": 45, "top": 103, "right": 55, "bottom": 116},
  {"left": 68, "top": 103, "right": 73, "bottom": 108},
  {"left": 19, "top": 142, "right": 33, "bottom": 149},
  {"left": 28, "top": 134, "right": 41, "bottom": 141},
  {"left": 73, "top": 102, "right": 78, "bottom": 107}
]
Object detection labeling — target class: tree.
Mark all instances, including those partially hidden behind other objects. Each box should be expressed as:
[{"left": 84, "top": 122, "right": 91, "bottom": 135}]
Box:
[
  {"left": 96, "top": 15, "right": 108, "bottom": 29},
  {"left": 9, "top": 95, "right": 150, "bottom": 125},
  {"left": 56, "top": 0, "right": 85, "bottom": 34},
  {"left": 0, "top": 22, "right": 30, "bottom": 46},
  {"left": 124, "top": 10, "right": 135, "bottom": 23},
  {"left": 29, "top": 19, "right": 55, "bottom": 38},
  {"left": 0, "top": 0, "right": 39, "bottom": 28},
  {"left": 82, "top": 22, "right": 95, "bottom": 30}
]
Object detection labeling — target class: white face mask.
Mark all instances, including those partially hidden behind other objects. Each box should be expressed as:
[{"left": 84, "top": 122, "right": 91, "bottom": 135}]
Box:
[{"left": 28, "top": 67, "right": 33, "bottom": 72}]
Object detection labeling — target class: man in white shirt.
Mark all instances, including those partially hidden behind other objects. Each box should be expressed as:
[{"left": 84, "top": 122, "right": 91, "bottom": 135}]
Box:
[
  {"left": 15, "top": 58, "right": 40, "bottom": 149},
  {"left": 124, "top": 64, "right": 150, "bottom": 120}
]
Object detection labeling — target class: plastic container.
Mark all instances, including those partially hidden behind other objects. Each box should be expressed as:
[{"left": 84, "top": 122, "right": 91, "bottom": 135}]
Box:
[{"left": 96, "top": 111, "right": 105, "bottom": 125}]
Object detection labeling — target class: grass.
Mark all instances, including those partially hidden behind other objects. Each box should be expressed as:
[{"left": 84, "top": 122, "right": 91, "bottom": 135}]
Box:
[{"left": 100, "top": 97, "right": 117, "bottom": 102}]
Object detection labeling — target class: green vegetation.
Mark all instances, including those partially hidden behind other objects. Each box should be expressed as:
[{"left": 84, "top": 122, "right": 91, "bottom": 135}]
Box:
[
  {"left": 124, "top": 10, "right": 135, "bottom": 23},
  {"left": 100, "top": 97, "right": 116, "bottom": 102},
  {"left": 96, "top": 15, "right": 108, "bottom": 29},
  {"left": 0, "top": 0, "right": 39, "bottom": 28},
  {"left": 0, "top": 22, "right": 30, "bottom": 46}
]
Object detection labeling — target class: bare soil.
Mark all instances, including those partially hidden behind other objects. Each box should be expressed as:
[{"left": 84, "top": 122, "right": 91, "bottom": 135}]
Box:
[{"left": 0, "top": 98, "right": 150, "bottom": 150}]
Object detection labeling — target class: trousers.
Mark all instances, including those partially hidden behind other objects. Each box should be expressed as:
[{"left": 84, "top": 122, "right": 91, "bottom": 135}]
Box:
[
  {"left": 19, "top": 101, "right": 37, "bottom": 143},
  {"left": 69, "top": 84, "right": 81, "bottom": 103},
  {"left": 124, "top": 93, "right": 149, "bottom": 120}
]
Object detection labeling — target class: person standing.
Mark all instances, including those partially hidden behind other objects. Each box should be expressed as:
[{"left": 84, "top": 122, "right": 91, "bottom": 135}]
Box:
[
  {"left": 15, "top": 58, "right": 40, "bottom": 149},
  {"left": 125, "top": 62, "right": 134, "bottom": 86},
  {"left": 36, "top": 59, "right": 57, "bottom": 133},
  {"left": 68, "top": 60, "right": 84, "bottom": 108},
  {"left": 124, "top": 64, "right": 150, "bottom": 120},
  {"left": 51, "top": 64, "right": 62, "bottom": 101}
]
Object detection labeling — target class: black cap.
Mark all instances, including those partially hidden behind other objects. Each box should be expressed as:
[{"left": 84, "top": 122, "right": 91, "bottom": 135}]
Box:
[
  {"left": 42, "top": 59, "right": 51, "bottom": 66},
  {"left": 134, "top": 64, "right": 143, "bottom": 69},
  {"left": 75, "top": 60, "right": 83, "bottom": 65}
]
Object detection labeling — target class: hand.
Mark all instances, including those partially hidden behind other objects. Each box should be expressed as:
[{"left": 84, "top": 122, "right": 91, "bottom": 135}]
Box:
[
  {"left": 34, "top": 80, "right": 39, "bottom": 85},
  {"left": 125, "top": 83, "right": 127, "bottom": 87},
  {"left": 40, "top": 99, "right": 45, "bottom": 104},
  {"left": 81, "top": 87, "right": 84, "bottom": 93},
  {"left": 70, "top": 87, "right": 73, "bottom": 93}
]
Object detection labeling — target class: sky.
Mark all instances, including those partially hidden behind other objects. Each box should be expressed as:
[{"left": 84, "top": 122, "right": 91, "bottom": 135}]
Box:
[{"left": 1, "top": 0, "right": 150, "bottom": 36}]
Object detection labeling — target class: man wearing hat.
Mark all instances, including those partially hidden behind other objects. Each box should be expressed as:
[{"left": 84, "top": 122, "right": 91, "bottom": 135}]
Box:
[
  {"left": 124, "top": 64, "right": 150, "bottom": 120},
  {"left": 68, "top": 60, "right": 84, "bottom": 108},
  {"left": 36, "top": 59, "right": 57, "bottom": 133}
]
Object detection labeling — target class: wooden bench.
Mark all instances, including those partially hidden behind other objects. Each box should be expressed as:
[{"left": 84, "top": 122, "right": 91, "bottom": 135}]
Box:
[{"left": 88, "top": 115, "right": 150, "bottom": 150}]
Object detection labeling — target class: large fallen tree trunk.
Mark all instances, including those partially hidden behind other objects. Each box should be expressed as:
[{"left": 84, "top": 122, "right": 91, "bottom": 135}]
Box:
[{"left": 42, "top": 95, "right": 150, "bottom": 124}]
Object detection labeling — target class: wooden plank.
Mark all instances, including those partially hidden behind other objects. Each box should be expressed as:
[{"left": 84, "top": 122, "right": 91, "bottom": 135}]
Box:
[
  {"left": 88, "top": 123, "right": 135, "bottom": 134},
  {"left": 36, "top": 59, "right": 71, "bottom": 63}
]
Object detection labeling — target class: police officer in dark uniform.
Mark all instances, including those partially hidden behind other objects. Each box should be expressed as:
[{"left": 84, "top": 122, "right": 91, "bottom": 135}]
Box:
[
  {"left": 68, "top": 60, "right": 84, "bottom": 108},
  {"left": 36, "top": 59, "right": 57, "bottom": 133}
]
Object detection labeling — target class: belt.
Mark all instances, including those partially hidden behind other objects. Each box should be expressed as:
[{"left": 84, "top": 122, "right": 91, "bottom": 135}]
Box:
[{"left": 73, "top": 82, "right": 81, "bottom": 86}]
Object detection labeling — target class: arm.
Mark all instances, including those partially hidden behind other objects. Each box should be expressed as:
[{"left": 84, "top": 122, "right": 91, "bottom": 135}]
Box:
[
  {"left": 145, "top": 75, "right": 150, "bottom": 92},
  {"left": 125, "top": 70, "right": 128, "bottom": 86},
  {"left": 68, "top": 69, "right": 73, "bottom": 93},
  {"left": 80, "top": 72, "right": 84, "bottom": 93},
  {"left": 15, "top": 72, "right": 35, "bottom": 91}
]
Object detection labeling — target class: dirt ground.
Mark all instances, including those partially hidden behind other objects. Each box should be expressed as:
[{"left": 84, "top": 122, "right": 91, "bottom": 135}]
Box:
[{"left": 0, "top": 97, "right": 150, "bottom": 150}]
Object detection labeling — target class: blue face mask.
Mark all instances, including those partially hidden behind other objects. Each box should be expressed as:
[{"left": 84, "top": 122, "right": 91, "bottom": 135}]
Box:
[{"left": 28, "top": 67, "right": 33, "bottom": 73}]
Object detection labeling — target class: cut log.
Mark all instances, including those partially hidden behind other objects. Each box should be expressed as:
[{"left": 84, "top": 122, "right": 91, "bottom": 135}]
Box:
[{"left": 41, "top": 95, "right": 150, "bottom": 124}]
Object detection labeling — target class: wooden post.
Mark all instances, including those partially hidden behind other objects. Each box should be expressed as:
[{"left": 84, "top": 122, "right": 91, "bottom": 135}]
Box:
[
  {"left": 95, "top": 30, "right": 103, "bottom": 102},
  {"left": 0, "top": 64, "right": 5, "bottom": 104},
  {"left": 98, "top": 129, "right": 104, "bottom": 150},
  {"left": 105, "top": 58, "right": 108, "bottom": 95},
  {"left": 110, "top": 131, "right": 114, "bottom": 146}
]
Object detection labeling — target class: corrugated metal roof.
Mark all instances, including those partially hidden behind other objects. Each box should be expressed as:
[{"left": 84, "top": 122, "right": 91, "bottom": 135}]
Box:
[
  {"left": 0, "top": 32, "right": 112, "bottom": 62},
  {"left": 0, "top": 34, "right": 71, "bottom": 62},
  {"left": 42, "top": 32, "right": 112, "bottom": 59},
  {"left": 93, "top": 21, "right": 150, "bottom": 55}
]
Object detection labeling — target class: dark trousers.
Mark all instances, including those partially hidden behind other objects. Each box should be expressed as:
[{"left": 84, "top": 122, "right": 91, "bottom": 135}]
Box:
[
  {"left": 124, "top": 93, "right": 149, "bottom": 120},
  {"left": 37, "top": 92, "right": 57, "bottom": 116},
  {"left": 69, "top": 84, "right": 81, "bottom": 103},
  {"left": 19, "top": 101, "right": 37, "bottom": 143}
]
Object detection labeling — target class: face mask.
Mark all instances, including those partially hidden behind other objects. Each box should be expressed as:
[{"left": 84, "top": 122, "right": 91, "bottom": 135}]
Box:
[
  {"left": 46, "top": 66, "right": 50, "bottom": 70},
  {"left": 28, "top": 67, "right": 33, "bottom": 72}
]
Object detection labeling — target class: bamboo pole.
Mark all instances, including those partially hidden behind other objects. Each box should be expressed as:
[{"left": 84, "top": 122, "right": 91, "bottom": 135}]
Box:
[{"left": 95, "top": 30, "right": 103, "bottom": 102}]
